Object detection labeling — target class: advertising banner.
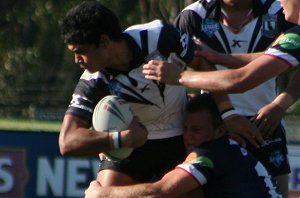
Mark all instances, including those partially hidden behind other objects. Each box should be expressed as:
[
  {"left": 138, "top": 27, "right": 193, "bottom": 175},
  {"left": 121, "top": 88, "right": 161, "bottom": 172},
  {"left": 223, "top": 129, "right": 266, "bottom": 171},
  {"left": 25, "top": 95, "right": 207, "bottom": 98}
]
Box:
[
  {"left": 1, "top": 130, "right": 300, "bottom": 197},
  {"left": 0, "top": 131, "right": 98, "bottom": 198}
]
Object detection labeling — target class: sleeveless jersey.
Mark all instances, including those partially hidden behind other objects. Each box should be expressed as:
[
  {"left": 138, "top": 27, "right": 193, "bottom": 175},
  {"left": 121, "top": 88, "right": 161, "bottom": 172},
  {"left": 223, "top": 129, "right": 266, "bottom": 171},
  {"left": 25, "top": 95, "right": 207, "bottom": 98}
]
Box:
[
  {"left": 175, "top": 0, "right": 294, "bottom": 116},
  {"left": 176, "top": 136, "right": 282, "bottom": 198},
  {"left": 66, "top": 20, "right": 197, "bottom": 139}
]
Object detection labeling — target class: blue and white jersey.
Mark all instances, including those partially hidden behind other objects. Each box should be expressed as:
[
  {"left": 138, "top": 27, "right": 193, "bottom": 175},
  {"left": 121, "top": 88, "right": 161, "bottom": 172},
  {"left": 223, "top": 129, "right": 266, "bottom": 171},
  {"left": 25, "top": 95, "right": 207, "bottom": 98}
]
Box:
[
  {"left": 176, "top": 136, "right": 282, "bottom": 198},
  {"left": 66, "top": 20, "right": 197, "bottom": 139},
  {"left": 175, "top": 0, "right": 295, "bottom": 116},
  {"left": 265, "top": 25, "right": 300, "bottom": 67}
]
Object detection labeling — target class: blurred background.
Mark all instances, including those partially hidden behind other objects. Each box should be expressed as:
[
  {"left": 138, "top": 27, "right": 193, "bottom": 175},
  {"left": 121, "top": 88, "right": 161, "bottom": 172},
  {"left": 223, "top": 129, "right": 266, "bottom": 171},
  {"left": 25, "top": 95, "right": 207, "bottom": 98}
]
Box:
[
  {"left": 0, "top": 0, "right": 299, "bottom": 140},
  {"left": 1, "top": 1, "right": 300, "bottom": 197}
]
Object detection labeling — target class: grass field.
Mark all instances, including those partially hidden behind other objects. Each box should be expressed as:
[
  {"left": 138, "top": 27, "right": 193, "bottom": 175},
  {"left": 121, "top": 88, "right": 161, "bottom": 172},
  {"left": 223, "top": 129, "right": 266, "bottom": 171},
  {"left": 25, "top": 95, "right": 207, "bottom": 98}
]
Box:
[
  {"left": 0, "top": 118, "right": 61, "bottom": 132},
  {"left": 0, "top": 116, "right": 299, "bottom": 142}
]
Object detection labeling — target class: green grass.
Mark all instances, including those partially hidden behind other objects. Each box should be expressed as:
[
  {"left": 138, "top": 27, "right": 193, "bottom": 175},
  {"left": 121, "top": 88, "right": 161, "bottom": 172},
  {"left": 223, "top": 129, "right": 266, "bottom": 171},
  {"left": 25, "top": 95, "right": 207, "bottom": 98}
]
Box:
[{"left": 0, "top": 118, "right": 61, "bottom": 132}]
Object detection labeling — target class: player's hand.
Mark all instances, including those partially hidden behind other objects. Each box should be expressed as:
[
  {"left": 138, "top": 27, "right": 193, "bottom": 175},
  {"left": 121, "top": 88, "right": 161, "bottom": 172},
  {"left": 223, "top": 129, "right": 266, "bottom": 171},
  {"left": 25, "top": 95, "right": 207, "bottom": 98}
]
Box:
[
  {"left": 223, "top": 114, "right": 264, "bottom": 148},
  {"left": 143, "top": 60, "right": 183, "bottom": 85},
  {"left": 193, "top": 40, "right": 219, "bottom": 64},
  {"left": 251, "top": 103, "right": 284, "bottom": 138},
  {"left": 85, "top": 180, "right": 104, "bottom": 198},
  {"left": 122, "top": 116, "right": 148, "bottom": 148}
]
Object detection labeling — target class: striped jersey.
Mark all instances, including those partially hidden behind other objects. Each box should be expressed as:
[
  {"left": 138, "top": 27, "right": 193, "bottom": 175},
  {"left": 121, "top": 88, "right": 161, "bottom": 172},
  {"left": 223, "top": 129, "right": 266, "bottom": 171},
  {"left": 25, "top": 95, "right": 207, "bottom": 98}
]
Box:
[
  {"left": 66, "top": 20, "right": 197, "bottom": 139},
  {"left": 175, "top": 0, "right": 295, "bottom": 116}
]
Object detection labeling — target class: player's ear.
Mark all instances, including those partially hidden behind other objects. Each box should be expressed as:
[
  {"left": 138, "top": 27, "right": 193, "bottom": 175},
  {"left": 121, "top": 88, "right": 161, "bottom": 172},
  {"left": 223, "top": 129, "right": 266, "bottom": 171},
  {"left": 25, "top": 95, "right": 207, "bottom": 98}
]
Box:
[
  {"left": 215, "top": 124, "right": 226, "bottom": 136},
  {"left": 99, "top": 34, "right": 110, "bottom": 47}
]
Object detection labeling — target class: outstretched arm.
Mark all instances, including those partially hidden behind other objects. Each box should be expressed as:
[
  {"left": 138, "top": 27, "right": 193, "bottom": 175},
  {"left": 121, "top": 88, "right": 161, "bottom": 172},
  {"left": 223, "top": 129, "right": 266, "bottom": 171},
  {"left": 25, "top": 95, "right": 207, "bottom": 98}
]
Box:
[
  {"left": 194, "top": 40, "right": 263, "bottom": 69},
  {"left": 85, "top": 169, "right": 203, "bottom": 198},
  {"left": 143, "top": 54, "right": 290, "bottom": 93}
]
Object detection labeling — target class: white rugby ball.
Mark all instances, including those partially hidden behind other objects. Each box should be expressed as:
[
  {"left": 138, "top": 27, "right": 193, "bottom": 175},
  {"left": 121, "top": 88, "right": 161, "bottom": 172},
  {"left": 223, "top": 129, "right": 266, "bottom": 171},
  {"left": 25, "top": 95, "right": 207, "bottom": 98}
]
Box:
[{"left": 92, "top": 95, "right": 134, "bottom": 160}]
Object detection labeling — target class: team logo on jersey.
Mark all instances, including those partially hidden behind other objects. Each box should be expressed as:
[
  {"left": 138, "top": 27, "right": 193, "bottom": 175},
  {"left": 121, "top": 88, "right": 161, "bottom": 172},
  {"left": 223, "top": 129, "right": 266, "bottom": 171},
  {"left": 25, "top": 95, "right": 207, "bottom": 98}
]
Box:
[
  {"left": 271, "top": 34, "right": 284, "bottom": 47},
  {"left": 261, "top": 14, "right": 278, "bottom": 38},
  {"left": 269, "top": 150, "right": 284, "bottom": 168},
  {"left": 231, "top": 39, "right": 247, "bottom": 48},
  {"left": 184, "top": 150, "right": 214, "bottom": 168},
  {"left": 278, "top": 33, "right": 300, "bottom": 49},
  {"left": 201, "top": 18, "right": 219, "bottom": 37}
]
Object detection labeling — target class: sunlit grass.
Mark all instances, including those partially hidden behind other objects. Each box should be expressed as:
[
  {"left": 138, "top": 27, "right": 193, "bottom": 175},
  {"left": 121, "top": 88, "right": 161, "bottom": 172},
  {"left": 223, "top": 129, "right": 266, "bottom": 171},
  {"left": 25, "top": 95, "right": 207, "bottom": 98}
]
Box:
[{"left": 0, "top": 118, "right": 61, "bottom": 132}]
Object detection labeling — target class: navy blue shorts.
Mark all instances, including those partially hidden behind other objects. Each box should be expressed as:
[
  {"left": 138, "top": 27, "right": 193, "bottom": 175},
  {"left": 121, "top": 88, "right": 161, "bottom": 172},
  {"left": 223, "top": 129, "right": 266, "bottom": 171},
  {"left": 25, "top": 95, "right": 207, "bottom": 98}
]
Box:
[
  {"left": 99, "top": 135, "right": 186, "bottom": 182},
  {"left": 246, "top": 123, "right": 291, "bottom": 177}
]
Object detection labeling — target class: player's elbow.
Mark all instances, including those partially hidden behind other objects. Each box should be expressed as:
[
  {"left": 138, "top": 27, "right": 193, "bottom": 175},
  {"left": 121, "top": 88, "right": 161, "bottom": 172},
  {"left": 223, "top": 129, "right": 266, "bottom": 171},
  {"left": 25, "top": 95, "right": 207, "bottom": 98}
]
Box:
[
  {"left": 58, "top": 133, "right": 74, "bottom": 156},
  {"left": 59, "top": 138, "right": 69, "bottom": 156}
]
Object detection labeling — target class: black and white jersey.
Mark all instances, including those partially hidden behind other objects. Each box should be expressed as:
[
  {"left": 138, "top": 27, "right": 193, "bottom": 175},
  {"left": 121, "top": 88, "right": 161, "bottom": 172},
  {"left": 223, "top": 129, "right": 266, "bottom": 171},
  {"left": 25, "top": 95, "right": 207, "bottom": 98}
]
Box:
[
  {"left": 66, "top": 20, "right": 197, "bottom": 139},
  {"left": 176, "top": 136, "right": 282, "bottom": 198},
  {"left": 265, "top": 25, "right": 300, "bottom": 67},
  {"left": 175, "top": 0, "right": 295, "bottom": 116}
]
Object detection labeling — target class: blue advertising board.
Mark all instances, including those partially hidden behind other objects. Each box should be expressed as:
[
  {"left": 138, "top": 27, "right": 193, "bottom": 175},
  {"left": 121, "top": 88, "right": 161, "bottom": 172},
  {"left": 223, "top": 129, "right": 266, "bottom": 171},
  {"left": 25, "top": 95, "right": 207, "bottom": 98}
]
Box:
[
  {"left": 0, "top": 130, "right": 98, "bottom": 198},
  {"left": 1, "top": 130, "right": 300, "bottom": 197}
]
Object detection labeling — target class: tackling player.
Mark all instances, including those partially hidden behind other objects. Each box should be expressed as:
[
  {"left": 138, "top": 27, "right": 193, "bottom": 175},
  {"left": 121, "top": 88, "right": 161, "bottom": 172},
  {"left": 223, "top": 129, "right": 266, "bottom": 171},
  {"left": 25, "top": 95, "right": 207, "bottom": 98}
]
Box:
[
  {"left": 84, "top": 94, "right": 282, "bottom": 198},
  {"left": 173, "top": 0, "right": 296, "bottom": 196},
  {"left": 59, "top": 0, "right": 262, "bottom": 187}
]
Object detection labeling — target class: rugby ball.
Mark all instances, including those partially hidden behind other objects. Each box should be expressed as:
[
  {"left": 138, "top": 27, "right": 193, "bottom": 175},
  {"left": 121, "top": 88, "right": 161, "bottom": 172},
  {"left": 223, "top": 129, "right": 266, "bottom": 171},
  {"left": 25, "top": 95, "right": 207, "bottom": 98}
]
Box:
[{"left": 92, "top": 95, "right": 134, "bottom": 160}]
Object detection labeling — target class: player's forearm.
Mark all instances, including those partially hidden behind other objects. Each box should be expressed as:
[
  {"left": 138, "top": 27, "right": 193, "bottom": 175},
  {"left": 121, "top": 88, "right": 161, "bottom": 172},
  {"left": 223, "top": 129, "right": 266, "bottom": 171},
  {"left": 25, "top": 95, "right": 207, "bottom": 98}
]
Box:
[
  {"left": 179, "top": 70, "right": 241, "bottom": 92},
  {"left": 99, "top": 184, "right": 163, "bottom": 198},
  {"left": 272, "top": 70, "right": 300, "bottom": 111}
]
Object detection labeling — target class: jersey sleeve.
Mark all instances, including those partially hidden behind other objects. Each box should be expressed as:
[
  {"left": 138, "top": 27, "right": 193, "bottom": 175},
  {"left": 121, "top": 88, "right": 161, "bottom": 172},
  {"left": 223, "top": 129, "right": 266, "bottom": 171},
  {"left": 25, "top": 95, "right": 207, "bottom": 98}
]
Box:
[
  {"left": 65, "top": 70, "right": 110, "bottom": 123},
  {"left": 157, "top": 22, "right": 197, "bottom": 65},
  {"left": 175, "top": 147, "right": 215, "bottom": 186},
  {"left": 265, "top": 26, "right": 300, "bottom": 67},
  {"left": 174, "top": 9, "right": 202, "bottom": 37}
]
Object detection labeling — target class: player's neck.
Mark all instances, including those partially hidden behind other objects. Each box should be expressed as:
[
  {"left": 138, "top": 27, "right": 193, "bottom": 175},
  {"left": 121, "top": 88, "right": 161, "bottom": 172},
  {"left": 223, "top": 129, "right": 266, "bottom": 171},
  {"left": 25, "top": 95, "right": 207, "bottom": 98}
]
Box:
[
  {"left": 221, "top": 0, "right": 252, "bottom": 12},
  {"left": 108, "top": 39, "right": 132, "bottom": 71},
  {"left": 221, "top": 0, "right": 253, "bottom": 32}
]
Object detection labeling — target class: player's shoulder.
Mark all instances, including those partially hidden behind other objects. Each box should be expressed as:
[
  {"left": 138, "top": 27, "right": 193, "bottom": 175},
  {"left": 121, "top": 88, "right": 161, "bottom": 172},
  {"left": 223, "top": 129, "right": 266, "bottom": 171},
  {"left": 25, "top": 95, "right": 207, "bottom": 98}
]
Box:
[
  {"left": 124, "top": 20, "right": 177, "bottom": 42},
  {"left": 258, "top": 0, "right": 283, "bottom": 14},
  {"left": 181, "top": 0, "right": 218, "bottom": 19}
]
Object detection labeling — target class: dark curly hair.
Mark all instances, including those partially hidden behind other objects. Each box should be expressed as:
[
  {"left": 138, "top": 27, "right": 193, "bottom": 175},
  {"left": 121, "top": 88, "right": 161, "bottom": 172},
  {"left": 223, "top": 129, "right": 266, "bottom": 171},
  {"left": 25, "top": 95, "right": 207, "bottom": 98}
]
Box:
[
  {"left": 186, "top": 93, "right": 223, "bottom": 129},
  {"left": 61, "top": 1, "right": 122, "bottom": 45}
]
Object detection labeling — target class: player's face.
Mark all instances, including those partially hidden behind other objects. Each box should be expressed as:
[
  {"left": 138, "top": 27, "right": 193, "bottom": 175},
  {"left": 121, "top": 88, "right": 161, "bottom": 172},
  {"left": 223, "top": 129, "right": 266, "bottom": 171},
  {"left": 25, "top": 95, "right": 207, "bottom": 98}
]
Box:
[
  {"left": 68, "top": 43, "right": 107, "bottom": 73},
  {"left": 183, "top": 111, "right": 219, "bottom": 153},
  {"left": 222, "top": 0, "right": 251, "bottom": 7},
  {"left": 278, "top": 0, "right": 300, "bottom": 24}
]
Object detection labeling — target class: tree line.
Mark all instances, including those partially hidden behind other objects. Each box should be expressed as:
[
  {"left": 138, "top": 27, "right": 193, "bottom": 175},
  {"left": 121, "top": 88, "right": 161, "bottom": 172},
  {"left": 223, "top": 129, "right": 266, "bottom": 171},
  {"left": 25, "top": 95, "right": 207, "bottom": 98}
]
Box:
[
  {"left": 1, "top": 0, "right": 299, "bottom": 118},
  {"left": 0, "top": 0, "right": 194, "bottom": 118}
]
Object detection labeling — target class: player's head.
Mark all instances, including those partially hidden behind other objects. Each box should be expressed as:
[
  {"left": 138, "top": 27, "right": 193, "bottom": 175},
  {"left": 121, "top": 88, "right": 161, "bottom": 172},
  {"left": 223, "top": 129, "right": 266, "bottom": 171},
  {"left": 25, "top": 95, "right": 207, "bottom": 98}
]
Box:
[
  {"left": 183, "top": 93, "right": 225, "bottom": 152},
  {"left": 61, "top": 1, "right": 122, "bottom": 46}
]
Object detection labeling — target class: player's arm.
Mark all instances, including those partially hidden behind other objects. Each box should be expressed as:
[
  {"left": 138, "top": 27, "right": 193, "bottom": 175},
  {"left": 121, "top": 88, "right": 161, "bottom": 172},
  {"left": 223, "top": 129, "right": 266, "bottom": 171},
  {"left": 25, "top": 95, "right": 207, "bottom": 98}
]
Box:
[
  {"left": 59, "top": 114, "right": 147, "bottom": 156},
  {"left": 178, "top": 55, "right": 290, "bottom": 92},
  {"left": 253, "top": 68, "right": 300, "bottom": 137},
  {"left": 194, "top": 40, "right": 264, "bottom": 69},
  {"left": 84, "top": 169, "right": 203, "bottom": 198}
]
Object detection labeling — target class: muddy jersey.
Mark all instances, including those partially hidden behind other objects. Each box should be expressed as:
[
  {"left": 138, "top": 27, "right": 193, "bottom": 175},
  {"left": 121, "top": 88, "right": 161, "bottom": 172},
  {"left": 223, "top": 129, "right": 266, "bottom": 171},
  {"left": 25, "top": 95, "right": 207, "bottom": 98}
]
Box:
[
  {"left": 265, "top": 25, "right": 300, "bottom": 67},
  {"left": 66, "top": 20, "right": 196, "bottom": 139},
  {"left": 176, "top": 136, "right": 282, "bottom": 198},
  {"left": 175, "top": 0, "right": 295, "bottom": 116}
]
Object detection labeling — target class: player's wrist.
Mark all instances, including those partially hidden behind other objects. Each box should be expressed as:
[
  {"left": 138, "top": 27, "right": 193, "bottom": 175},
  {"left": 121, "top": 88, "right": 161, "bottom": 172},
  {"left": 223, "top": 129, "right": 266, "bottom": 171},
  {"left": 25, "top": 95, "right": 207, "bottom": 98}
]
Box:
[
  {"left": 272, "top": 92, "right": 295, "bottom": 111},
  {"left": 220, "top": 107, "right": 238, "bottom": 120},
  {"left": 112, "top": 131, "right": 122, "bottom": 149},
  {"left": 109, "top": 131, "right": 122, "bottom": 149}
]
